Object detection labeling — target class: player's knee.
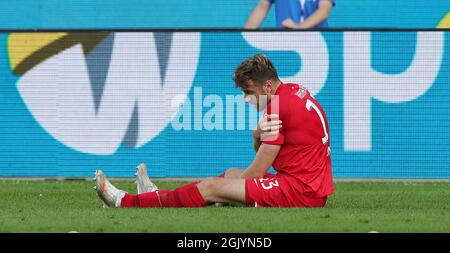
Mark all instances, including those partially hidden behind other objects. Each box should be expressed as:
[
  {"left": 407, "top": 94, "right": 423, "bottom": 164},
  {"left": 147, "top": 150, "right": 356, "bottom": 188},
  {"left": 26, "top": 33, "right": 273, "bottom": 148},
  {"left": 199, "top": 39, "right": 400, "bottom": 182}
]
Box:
[
  {"left": 197, "top": 178, "right": 223, "bottom": 201},
  {"left": 224, "top": 168, "right": 243, "bottom": 178},
  {"left": 201, "top": 177, "right": 221, "bottom": 193}
]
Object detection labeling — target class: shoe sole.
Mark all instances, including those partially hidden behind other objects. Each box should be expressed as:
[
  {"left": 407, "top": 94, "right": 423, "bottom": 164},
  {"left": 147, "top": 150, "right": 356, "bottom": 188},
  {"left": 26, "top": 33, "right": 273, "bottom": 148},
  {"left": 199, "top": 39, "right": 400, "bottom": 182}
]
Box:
[
  {"left": 136, "top": 163, "right": 148, "bottom": 177},
  {"left": 94, "top": 170, "right": 113, "bottom": 208},
  {"left": 135, "top": 163, "right": 158, "bottom": 194}
]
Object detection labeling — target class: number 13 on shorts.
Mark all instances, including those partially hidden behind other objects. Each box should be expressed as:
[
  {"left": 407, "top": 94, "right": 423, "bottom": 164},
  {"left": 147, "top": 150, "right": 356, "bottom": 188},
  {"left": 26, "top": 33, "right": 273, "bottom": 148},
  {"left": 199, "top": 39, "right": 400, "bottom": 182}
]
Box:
[{"left": 259, "top": 178, "right": 279, "bottom": 190}]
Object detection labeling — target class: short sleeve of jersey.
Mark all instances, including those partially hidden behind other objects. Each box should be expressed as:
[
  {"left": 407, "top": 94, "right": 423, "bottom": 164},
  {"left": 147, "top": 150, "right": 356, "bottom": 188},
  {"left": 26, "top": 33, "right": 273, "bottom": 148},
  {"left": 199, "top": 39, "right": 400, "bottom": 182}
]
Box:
[
  {"left": 265, "top": 0, "right": 274, "bottom": 4},
  {"left": 261, "top": 127, "right": 285, "bottom": 145},
  {"left": 261, "top": 94, "right": 287, "bottom": 146}
]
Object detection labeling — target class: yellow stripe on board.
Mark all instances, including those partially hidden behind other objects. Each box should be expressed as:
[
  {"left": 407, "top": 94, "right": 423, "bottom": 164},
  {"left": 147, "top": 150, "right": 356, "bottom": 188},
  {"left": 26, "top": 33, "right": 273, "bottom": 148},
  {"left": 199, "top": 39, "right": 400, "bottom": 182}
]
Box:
[
  {"left": 8, "top": 33, "right": 68, "bottom": 73},
  {"left": 437, "top": 12, "right": 450, "bottom": 28},
  {"left": 7, "top": 32, "right": 109, "bottom": 75}
]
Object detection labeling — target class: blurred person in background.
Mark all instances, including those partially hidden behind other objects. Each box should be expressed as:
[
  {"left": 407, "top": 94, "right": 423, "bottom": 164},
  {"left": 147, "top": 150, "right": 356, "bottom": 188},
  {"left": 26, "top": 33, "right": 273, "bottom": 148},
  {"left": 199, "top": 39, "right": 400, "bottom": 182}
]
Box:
[{"left": 245, "top": 0, "right": 335, "bottom": 29}]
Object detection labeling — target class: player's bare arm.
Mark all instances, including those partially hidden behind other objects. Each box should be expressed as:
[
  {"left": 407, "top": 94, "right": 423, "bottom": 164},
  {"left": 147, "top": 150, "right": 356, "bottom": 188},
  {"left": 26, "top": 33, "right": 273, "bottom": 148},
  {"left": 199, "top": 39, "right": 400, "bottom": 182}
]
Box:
[
  {"left": 240, "top": 143, "right": 281, "bottom": 178},
  {"left": 223, "top": 117, "right": 281, "bottom": 179},
  {"left": 282, "top": 0, "right": 333, "bottom": 29}
]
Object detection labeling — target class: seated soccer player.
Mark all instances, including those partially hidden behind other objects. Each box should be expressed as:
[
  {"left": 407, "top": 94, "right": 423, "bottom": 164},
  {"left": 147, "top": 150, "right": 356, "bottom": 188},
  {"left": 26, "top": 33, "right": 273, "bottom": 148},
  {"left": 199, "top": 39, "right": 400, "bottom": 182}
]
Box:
[{"left": 94, "top": 54, "right": 334, "bottom": 208}]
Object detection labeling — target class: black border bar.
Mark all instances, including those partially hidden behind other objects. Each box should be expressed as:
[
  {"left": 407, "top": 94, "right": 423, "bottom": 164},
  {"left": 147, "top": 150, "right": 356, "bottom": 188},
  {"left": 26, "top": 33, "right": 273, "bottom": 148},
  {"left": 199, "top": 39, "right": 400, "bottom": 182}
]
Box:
[{"left": 0, "top": 233, "right": 446, "bottom": 251}]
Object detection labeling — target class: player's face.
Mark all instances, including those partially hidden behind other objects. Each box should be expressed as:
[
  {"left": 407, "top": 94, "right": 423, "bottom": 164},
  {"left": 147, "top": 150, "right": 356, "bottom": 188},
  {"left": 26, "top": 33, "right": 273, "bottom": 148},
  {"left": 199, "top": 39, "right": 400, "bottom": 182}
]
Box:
[{"left": 242, "top": 80, "right": 269, "bottom": 112}]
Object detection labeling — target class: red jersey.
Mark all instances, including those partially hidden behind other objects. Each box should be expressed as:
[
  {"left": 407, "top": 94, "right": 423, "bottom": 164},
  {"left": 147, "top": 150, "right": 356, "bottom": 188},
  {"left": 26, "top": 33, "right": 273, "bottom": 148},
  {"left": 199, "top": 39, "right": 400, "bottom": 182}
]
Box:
[{"left": 262, "top": 83, "right": 334, "bottom": 198}]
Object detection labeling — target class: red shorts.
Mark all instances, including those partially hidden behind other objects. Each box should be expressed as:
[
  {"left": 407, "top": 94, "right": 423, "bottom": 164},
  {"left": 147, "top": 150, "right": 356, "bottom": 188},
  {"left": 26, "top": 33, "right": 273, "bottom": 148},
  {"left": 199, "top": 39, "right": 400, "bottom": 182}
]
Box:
[{"left": 245, "top": 174, "right": 328, "bottom": 208}]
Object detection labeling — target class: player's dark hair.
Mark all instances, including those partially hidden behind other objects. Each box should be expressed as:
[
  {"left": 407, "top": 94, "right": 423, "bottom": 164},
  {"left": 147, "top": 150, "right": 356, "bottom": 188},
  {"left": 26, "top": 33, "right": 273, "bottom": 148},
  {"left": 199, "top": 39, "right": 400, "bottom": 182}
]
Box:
[{"left": 232, "top": 54, "right": 280, "bottom": 90}]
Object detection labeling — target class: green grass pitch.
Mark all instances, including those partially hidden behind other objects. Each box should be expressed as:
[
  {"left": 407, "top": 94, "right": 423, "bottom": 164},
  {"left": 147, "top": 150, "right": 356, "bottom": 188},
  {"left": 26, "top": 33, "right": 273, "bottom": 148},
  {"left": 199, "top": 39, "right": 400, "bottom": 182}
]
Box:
[{"left": 1, "top": 180, "right": 449, "bottom": 232}]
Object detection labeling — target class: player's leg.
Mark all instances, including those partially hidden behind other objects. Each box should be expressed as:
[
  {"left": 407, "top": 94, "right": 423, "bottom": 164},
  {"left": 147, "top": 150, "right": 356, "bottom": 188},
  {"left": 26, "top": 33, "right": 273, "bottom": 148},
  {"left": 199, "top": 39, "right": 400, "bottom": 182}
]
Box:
[
  {"left": 212, "top": 170, "right": 275, "bottom": 207},
  {"left": 132, "top": 163, "right": 242, "bottom": 209},
  {"left": 122, "top": 177, "right": 247, "bottom": 208},
  {"left": 96, "top": 169, "right": 328, "bottom": 208},
  {"left": 197, "top": 177, "right": 246, "bottom": 205},
  {"left": 213, "top": 168, "right": 246, "bottom": 206},
  {"left": 95, "top": 170, "right": 207, "bottom": 208},
  {"left": 222, "top": 168, "right": 244, "bottom": 178},
  {"left": 132, "top": 167, "right": 278, "bottom": 207},
  {"left": 135, "top": 163, "right": 243, "bottom": 195},
  {"left": 95, "top": 170, "right": 249, "bottom": 208}
]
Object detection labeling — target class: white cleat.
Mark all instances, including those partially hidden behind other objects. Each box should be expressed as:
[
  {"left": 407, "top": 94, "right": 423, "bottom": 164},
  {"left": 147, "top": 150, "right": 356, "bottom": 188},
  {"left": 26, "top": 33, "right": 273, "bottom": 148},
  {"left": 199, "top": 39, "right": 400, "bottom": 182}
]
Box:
[
  {"left": 135, "top": 163, "right": 159, "bottom": 194},
  {"left": 94, "top": 170, "right": 127, "bottom": 208}
]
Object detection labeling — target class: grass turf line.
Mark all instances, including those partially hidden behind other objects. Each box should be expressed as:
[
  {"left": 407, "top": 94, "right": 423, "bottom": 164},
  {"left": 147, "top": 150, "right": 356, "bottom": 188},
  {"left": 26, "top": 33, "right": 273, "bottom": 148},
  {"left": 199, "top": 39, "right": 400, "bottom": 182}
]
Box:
[{"left": 1, "top": 180, "right": 449, "bottom": 232}]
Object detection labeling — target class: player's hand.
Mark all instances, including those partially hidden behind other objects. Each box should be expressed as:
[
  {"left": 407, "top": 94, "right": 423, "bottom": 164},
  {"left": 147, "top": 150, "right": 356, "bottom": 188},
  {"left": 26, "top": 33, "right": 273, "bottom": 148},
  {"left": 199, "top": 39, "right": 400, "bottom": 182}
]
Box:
[{"left": 255, "top": 114, "right": 282, "bottom": 139}]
